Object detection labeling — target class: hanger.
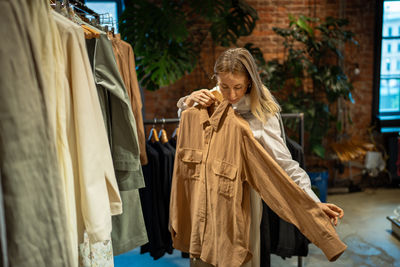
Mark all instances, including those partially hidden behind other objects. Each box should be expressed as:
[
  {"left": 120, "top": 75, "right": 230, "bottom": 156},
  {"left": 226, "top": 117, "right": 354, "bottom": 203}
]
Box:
[
  {"left": 55, "top": 1, "right": 62, "bottom": 12},
  {"left": 148, "top": 119, "right": 159, "bottom": 143},
  {"left": 158, "top": 119, "right": 169, "bottom": 144},
  {"left": 211, "top": 90, "right": 223, "bottom": 103},
  {"left": 172, "top": 127, "right": 179, "bottom": 140},
  {"left": 81, "top": 24, "right": 100, "bottom": 39}
]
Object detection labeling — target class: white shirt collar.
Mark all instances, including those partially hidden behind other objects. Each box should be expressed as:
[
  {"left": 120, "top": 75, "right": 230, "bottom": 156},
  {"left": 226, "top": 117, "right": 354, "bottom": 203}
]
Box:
[{"left": 215, "top": 86, "right": 251, "bottom": 114}]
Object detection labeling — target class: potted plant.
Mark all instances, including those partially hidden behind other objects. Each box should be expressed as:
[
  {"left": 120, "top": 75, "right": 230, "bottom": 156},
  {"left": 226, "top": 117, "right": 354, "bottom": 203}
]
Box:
[
  {"left": 119, "top": 0, "right": 259, "bottom": 91},
  {"left": 255, "top": 15, "right": 358, "bottom": 200},
  {"left": 257, "top": 15, "right": 358, "bottom": 158}
]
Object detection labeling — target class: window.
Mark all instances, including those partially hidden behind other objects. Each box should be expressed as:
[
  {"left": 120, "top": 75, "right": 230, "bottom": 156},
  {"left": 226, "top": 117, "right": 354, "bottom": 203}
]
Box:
[
  {"left": 375, "top": 1, "right": 400, "bottom": 117},
  {"left": 85, "top": 0, "right": 124, "bottom": 33}
]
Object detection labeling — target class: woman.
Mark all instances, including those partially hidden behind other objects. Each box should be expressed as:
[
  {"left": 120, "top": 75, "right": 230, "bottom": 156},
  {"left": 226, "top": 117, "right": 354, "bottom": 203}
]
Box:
[{"left": 177, "top": 48, "right": 344, "bottom": 267}]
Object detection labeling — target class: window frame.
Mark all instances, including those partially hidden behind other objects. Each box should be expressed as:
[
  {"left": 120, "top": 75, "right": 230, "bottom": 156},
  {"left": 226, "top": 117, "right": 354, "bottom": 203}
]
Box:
[
  {"left": 373, "top": 0, "right": 400, "bottom": 131},
  {"left": 85, "top": 0, "right": 124, "bottom": 21}
]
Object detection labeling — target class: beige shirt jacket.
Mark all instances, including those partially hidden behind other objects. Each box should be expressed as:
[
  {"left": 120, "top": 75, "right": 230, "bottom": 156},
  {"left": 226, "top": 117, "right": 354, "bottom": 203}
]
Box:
[
  {"left": 177, "top": 87, "right": 320, "bottom": 203},
  {"left": 52, "top": 11, "right": 122, "bottom": 247},
  {"left": 171, "top": 100, "right": 346, "bottom": 267},
  {"left": 177, "top": 87, "right": 321, "bottom": 267}
]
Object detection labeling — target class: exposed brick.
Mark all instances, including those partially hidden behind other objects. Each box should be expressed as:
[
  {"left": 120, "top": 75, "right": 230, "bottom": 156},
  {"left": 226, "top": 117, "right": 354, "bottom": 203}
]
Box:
[{"left": 141, "top": 0, "right": 376, "bottom": 181}]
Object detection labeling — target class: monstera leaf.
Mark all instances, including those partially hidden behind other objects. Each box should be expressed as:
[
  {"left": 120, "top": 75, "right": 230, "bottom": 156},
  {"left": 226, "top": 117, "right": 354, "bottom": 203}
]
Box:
[
  {"left": 210, "top": 0, "right": 258, "bottom": 47},
  {"left": 120, "top": 0, "right": 196, "bottom": 90},
  {"left": 120, "top": 0, "right": 259, "bottom": 90}
]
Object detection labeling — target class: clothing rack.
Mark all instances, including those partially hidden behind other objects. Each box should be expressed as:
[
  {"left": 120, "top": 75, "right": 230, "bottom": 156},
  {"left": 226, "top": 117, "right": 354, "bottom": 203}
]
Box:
[
  {"left": 280, "top": 113, "right": 305, "bottom": 267},
  {"left": 143, "top": 114, "right": 304, "bottom": 150},
  {"left": 143, "top": 118, "right": 180, "bottom": 125},
  {"left": 281, "top": 113, "right": 304, "bottom": 151},
  {"left": 52, "top": 0, "right": 100, "bottom": 22}
]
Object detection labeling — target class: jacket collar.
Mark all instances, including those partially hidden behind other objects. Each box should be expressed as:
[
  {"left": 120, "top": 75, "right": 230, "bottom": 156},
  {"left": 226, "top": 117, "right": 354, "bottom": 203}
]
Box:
[{"left": 199, "top": 100, "right": 230, "bottom": 131}]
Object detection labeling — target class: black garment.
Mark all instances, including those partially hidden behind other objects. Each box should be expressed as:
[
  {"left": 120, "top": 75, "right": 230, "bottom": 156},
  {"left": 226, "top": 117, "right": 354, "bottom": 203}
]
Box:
[
  {"left": 163, "top": 142, "right": 176, "bottom": 208},
  {"left": 142, "top": 141, "right": 174, "bottom": 258},
  {"left": 140, "top": 143, "right": 166, "bottom": 259},
  {"left": 150, "top": 141, "right": 174, "bottom": 255},
  {"left": 168, "top": 138, "right": 177, "bottom": 149},
  {"left": 260, "top": 136, "right": 310, "bottom": 267},
  {"left": 286, "top": 137, "right": 305, "bottom": 170}
]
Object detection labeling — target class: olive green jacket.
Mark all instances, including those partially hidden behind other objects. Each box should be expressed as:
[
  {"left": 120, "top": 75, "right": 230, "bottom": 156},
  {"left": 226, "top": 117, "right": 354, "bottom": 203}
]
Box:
[{"left": 86, "top": 33, "right": 148, "bottom": 255}]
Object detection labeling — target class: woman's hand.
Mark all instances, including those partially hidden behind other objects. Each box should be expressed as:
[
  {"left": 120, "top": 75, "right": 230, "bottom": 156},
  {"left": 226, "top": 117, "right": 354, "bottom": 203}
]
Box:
[
  {"left": 185, "top": 89, "right": 216, "bottom": 107},
  {"left": 317, "top": 203, "right": 344, "bottom": 226}
]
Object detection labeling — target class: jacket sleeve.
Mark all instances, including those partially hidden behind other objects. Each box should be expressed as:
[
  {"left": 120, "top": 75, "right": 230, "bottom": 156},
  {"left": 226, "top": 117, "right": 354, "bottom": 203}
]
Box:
[
  {"left": 259, "top": 115, "right": 320, "bottom": 202},
  {"left": 127, "top": 45, "right": 148, "bottom": 165},
  {"left": 241, "top": 129, "right": 346, "bottom": 261}
]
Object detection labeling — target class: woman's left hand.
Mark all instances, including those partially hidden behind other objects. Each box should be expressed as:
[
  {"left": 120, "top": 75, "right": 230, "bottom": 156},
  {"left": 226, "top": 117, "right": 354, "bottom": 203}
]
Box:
[{"left": 317, "top": 203, "right": 344, "bottom": 226}]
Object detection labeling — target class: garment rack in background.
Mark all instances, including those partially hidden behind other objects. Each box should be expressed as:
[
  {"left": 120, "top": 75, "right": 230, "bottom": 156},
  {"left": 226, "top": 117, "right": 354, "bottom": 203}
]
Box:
[
  {"left": 281, "top": 113, "right": 304, "bottom": 151},
  {"left": 143, "top": 118, "right": 180, "bottom": 125},
  {"left": 280, "top": 113, "right": 305, "bottom": 267},
  {"left": 52, "top": 0, "right": 100, "bottom": 23},
  {"left": 143, "top": 114, "right": 304, "bottom": 148}
]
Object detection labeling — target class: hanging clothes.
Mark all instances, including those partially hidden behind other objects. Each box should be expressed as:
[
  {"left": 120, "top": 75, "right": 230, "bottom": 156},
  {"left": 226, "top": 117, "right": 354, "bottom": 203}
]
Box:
[
  {"left": 52, "top": 10, "right": 124, "bottom": 267},
  {"left": 111, "top": 34, "right": 148, "bottom": 165},
  {"left": 87, "top": 32, "right": 148, "bottom": 256},
  {"left": 140, "top": 139, "right": 175, "bottom": 259},
  {"left": 140, "top": 143, "right": 166, "bottom": 259},
  {"left": 0, "top": 1, "right": 73, "bottom": 266},
  {"left": 148, "top": 141, "right": 174, "bottom": 255},
  {"left": 139, "top": 127, "right": 179, "bottom": 260},
  {"left": 170, "top": 100, "right": 347, "bottom": 267}
]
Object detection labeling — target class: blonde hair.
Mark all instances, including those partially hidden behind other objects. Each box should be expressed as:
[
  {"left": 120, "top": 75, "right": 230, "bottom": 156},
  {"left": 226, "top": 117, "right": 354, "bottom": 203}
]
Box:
[{"left": 214, "top": 48, "right": 281, "bottom": 123}]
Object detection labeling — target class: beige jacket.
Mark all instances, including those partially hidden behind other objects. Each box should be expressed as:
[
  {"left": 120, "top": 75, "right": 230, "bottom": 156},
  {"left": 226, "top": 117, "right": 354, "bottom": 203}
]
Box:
[{"left": 170, "top": 100, "right": 346, "bottom": 267}]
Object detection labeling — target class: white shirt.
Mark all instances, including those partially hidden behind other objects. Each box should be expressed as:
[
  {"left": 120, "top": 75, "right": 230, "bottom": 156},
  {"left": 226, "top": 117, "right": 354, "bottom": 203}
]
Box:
[{"left": 177, "top": 86, "right": 320, "bottom": 202}]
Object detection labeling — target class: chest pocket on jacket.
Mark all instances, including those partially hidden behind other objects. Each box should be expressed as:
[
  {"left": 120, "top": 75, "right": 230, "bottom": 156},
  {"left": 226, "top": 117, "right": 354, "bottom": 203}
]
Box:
[
  {"left": 213, "top": 159, "right": 237, "bottom": 198},
  {"left": 179, "top": 148, "right": 203, "bottom": 180}
]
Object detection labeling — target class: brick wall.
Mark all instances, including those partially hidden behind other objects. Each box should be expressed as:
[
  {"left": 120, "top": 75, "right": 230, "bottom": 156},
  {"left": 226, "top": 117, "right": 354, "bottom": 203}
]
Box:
[{"left": 142, "top": 0, "right": 377, "bottom": 173}]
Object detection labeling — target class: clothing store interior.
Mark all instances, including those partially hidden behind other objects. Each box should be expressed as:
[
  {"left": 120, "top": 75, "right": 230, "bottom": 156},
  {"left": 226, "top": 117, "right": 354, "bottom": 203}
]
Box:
[{"left": 1, "top": 0, "right": 400, "bottom": 267}]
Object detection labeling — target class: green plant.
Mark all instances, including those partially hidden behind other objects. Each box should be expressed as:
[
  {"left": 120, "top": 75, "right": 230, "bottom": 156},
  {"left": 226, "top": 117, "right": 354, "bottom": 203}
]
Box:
[
  {"left": 259, "top": 15, "right": 358, "bottom": 158},
  {"left": 120, "top": 0, "right": 258, "bottom": 90}
]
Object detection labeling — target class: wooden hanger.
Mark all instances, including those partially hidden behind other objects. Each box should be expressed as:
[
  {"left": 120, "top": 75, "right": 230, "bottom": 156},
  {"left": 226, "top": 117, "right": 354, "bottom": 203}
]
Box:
[
  {"left": 158, "top": 119, "right": 169, "bottom": 144},
  {"left": 212, "top": 90, "right": 223, "bottom": 103},
  {"left": 148, "top": 119, "right": 159, "bottom": 143},
  {"left": 172, "top": 127, "right": 178, "bottom": 140},
  {"left": 81, "top": 24, "right": 100, "bottom": 39}
]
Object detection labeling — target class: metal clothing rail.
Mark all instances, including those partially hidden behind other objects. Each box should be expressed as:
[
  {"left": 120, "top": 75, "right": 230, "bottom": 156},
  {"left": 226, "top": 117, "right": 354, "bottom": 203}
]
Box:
[
  {"left": 281, "top": 113, "right": 305, "bottom": 151},
  {"left": 143, "top": 113, "right": 304, "bottom": 150},
  {"left": 280, "top": 113, "right": 305, "bottom": 267},
  {"left": 52, "top": 0, "right": 100, "bottom": 22},
  {"left": 143, "top": 118, "right": 180, "bottom": 125}
]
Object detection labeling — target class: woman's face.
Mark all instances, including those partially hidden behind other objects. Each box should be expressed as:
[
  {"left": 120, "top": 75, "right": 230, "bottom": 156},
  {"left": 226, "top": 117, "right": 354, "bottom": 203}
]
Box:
[{"left": 217, "top": 72, "right": 249, "bottom": 104}]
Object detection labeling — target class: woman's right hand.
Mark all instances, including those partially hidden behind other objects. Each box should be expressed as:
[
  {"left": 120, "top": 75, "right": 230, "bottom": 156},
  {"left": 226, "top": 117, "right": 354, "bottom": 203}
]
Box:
[{"left": 185, "top": 89, "right": 216, "bottom": 107}]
